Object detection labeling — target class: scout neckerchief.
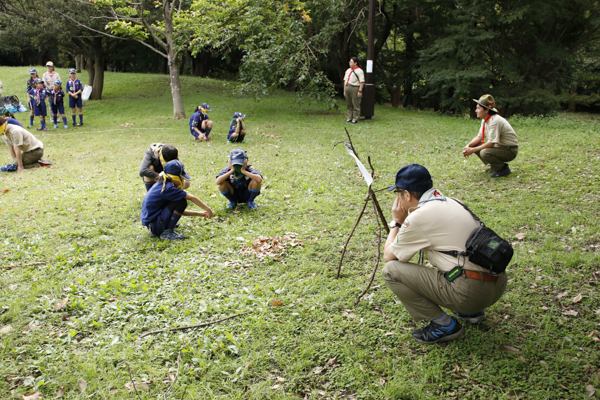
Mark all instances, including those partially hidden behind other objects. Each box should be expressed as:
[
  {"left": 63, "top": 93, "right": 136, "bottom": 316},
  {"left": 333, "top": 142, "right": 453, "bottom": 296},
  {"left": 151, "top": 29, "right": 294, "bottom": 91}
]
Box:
[
  {"left": 346, "top": 66, "right": 361, "bottom": 84},
  {"left": 35, "top": 87, "right": 41, "bottom": 106},
  {"left": 481, "top": 115, "right": 492, "bottom": 143},
  {"left": 158, "top": 147, "right": 166, "bottom": 167},
  {"left": 0, "top": 122, "right": 6, "bottom": 136},
  {"left": 53, "top": 87, "right": 60, "bottom": 105},
  {"left": 160, "top": 171, "right": 183, "bottom": 193},
  {"left": 69, "top": 78, "right": 77, "bottom": 94}
]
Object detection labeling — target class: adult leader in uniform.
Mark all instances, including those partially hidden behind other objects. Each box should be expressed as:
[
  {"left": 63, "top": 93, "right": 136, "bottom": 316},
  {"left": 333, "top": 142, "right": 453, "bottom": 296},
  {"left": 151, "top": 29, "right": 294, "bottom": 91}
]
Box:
[
  {"left": 382, "top": 164, "right": 507, "bottom": 344},
  {"left": 462, "top": 94, "right": 519, "bottom": 178}
]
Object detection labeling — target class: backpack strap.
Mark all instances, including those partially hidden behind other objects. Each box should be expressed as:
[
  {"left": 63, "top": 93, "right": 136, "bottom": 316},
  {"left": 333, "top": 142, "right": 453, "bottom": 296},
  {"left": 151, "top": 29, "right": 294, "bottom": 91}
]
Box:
[{"left": 437, "top": 198, "right": 484, "bottom": 259}]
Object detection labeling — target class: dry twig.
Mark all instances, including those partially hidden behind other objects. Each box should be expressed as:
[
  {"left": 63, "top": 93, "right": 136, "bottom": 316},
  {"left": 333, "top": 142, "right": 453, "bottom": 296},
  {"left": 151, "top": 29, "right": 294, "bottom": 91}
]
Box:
[
  {"left": 127, "top": 364, "right": 142, "bottom": 400},
  {"left": 354, "top": 199, "right": 384, "bottom": 306},
  {"left": 140, "top": 312, "right": 251, "bottom": 338}
]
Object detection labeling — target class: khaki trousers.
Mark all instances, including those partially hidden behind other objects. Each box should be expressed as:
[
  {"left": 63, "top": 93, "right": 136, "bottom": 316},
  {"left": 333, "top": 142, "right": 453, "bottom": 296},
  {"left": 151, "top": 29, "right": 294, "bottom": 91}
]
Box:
[
  {"left": 344, "top": 85, "right": 361, "bottom": 121},
  {"left": 12, "top": 147, "right": 43, "bottom": 169},
  {"left": 382, "top": 260, "right": 507, "bottom": 321},
  {"left": 476, "top": 146, "right": 518, "bottom": 171}
]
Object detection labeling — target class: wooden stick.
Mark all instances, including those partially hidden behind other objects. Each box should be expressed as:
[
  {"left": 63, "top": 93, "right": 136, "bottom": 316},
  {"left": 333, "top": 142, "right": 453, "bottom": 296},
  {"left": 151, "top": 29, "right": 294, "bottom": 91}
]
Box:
[
  {"left": 127, "top": 364, "right": 142, "bottom": 400},
  {"left": 367, "top": 156, "right": 389, "bottom": 234},
  {"left": 140, "top": 312, "right": 251, "bottom": 338},
  {"left": 354, "top": 199, "right": 384, "bottom": 306},
  {"left": 344, "top": 127, "right": 359, "bottom": 159},
  {"left": 336, "top": 195, "right": 370, "bottom": 279},
  {"left": 164, "top": 343, "right": 185, "bottom": 400}
]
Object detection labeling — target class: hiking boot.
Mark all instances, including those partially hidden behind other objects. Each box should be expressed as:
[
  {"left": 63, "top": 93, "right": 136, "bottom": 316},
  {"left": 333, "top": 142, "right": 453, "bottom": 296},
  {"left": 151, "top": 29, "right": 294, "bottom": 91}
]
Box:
[
  {"left": 411, "top": 318, "right": 464, "bottom": 344},
  {"left": 160, "top": 229, "right": 186, "bottom": 240},
  {"left": 226, "top": 201, "right": 237, "bottom": 209},
  {"left": 1, "top": 164, "right": 17, "bottom": 172},
  {"left": 491, "top": 164, "right": 511, "bottom": 178},
  {"left": 247, "top": 201, "right": 258, "bottom": 210},
  {"left": 453, "top": 310, "right": 486, "bottom": 324},
  {"left": 53, "top": 124, "right": 58, "bottom": 129}
]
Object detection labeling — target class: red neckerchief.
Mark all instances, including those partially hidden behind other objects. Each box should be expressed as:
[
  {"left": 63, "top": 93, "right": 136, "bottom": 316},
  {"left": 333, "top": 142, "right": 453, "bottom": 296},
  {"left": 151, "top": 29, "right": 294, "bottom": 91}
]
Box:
[
  {"left": 69, "top": 78, "right": 76, "bottom": 93},
  {"left": 54, "top": 88, "right": 59, "bottom": 104},
  {"left": 346, "top": 66, "right": 360, "bottom": 84},
  {"left": 481, "top": 115, "right": 492, "bottom": 143}
]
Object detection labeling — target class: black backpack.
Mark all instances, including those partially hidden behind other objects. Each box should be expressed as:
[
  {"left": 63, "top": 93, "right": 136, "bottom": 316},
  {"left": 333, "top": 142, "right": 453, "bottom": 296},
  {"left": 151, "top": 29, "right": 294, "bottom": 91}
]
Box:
[{"left": 439, "top": 198, "right": 513, "bottom": 274}]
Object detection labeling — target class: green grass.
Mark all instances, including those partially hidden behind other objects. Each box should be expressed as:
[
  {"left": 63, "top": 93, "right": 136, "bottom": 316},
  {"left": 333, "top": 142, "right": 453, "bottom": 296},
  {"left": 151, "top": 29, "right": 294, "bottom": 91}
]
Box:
[{"left": 1, "top": 65, "right": 600, "bottom": 399}]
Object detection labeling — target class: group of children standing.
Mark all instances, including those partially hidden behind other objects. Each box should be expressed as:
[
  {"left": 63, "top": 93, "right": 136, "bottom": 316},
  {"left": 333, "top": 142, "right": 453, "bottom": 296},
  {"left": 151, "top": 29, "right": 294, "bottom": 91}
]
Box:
[
  {"left": 188, "top": 102, "right": 247, "bottom": 143},
  {"left": 26, "top": 62, "right": 84, "bottom": 131}
]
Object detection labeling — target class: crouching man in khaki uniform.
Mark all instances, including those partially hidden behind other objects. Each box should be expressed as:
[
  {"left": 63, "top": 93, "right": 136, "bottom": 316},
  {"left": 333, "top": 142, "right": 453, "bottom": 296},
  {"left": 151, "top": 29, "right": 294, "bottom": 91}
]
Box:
[
  {"left": 0, "top": 116, "right": 49, "bottom": 172},
  {"left": 382, "top": 164, "right": 507, "bottom": 344}
]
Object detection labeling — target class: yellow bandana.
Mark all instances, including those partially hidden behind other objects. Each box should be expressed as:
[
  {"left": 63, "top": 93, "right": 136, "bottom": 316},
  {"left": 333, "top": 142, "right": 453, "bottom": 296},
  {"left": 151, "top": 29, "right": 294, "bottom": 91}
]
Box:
[
  {"left": 160, "top": 172, "right": 184, "bottom": 193},
  {"left": 200, "top": 106, "right": 209, "bottom": 114},
  {"left": 158, "top": 147, "right": 166, "bottom": 167},
  {"left": 0, "top": 122, "right": 6, "bottom": 136}
]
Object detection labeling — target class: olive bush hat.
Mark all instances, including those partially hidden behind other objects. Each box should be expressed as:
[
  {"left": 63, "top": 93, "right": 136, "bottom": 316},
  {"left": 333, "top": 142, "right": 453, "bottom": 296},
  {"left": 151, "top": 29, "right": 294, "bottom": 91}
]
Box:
[{"left": 473, "top": 94, "right": 498, "bottom": 112}]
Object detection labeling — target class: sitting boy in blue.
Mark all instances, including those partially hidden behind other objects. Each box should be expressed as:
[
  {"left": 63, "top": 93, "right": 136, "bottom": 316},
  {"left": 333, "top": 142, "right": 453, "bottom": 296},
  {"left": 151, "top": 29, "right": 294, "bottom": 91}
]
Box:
[
  {"left": 141, "top": 160, "right": 214, "bottom": 240},
  {"left": 216, "top": 149, "right": 262, "bottom": 210},
  {"left": 227, "top": 112, "right": 246, "bottom": 143}
]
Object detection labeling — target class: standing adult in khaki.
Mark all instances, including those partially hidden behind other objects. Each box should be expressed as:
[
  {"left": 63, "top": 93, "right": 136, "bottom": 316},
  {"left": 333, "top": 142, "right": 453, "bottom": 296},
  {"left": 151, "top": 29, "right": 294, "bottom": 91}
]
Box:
[
  {"left": 462, "top": 94, "right": 519, "bottom": 178},
  {"left": 382, "top": 164, "right": 507, "bottom": 344},
  {"left": 0, "top": 116, "right": 46, "bottom": 172},
  {"left": 42, "top": 61, "right": 61, "bottom": 125},
  {"left": 343, "top": 57, "right": 365, "bottom": 124}
]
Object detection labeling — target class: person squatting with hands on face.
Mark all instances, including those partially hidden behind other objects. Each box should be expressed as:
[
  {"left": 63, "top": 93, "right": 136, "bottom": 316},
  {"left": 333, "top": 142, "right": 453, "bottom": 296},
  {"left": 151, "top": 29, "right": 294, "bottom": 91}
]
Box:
[
  {"left": 139, "top": 143, "right": 187, "bottom": 192},
  {"left": 227, "top": 112, "right": 246, "bottom": 143},
  {"left": 141, "top": 160, "right": 214, "bottom": 240},
  {"left": 66, "top": 68, "right": 84, "bottom": 127},
  {"left": 381, "top": 164, "right": 507, "bottom": 344},
  {"left": 462, "top": 94, "right": 519, "bottom": 178},
  {"left": 189, "top": 103, "right": 213, "bottom": 141},
  {"left": 216, "top": 149, "right": 262, "bottom": 210},
  {"left": 27, "top": 78, "right": 49, "bottom": 131}
]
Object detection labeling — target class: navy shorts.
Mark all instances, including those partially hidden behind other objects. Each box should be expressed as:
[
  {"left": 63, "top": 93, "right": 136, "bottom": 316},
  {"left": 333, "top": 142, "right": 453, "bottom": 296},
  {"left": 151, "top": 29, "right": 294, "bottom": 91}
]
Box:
[
  {"left": 51, "top": 104, "right": 65, "bottom": 115},
  {"left": 232, "top": 186, "right": 252, "bottom": 203},
  {"left": 33, "top": 103, "right": 47, "bottom": 117},
  {"left": 190, "top": 126, "right": 206, "bottom": 138},
  {"left": 228, "top": 132, "right": 245, "bottom": 142},
  {"left": 69, "top": 95, "right": 83, "bottom": 108},
  {"left": 148, "top": 207, "right": 175, "bottom": 237}
]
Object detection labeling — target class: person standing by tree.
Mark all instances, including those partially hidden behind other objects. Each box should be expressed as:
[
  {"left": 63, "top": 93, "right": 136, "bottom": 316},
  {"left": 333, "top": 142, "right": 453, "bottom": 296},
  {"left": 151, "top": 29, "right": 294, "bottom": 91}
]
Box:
[
  {"left": 343, "top": 57, "right": 364, "bottom": 124},
  {"left": 462, "top": 95, "right": 519, "bottom": 178},
  {"left": 66, "top": 69, "right": 84, "bottom": 127}
]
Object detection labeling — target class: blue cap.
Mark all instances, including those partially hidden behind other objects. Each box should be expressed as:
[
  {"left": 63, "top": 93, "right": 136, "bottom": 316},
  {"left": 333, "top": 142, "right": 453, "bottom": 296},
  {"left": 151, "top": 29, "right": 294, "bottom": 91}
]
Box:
[
  {"left": 69, "top": 68, "right": 76, "bottom": 74},
  {"left": 388, "top": 164, "right": 433, "bottom": 192},
  {"left": 233, "top": 112, "right": 246, "bottom": 119},
  {"left": 54, "top": 80, "right": 62, "bottom": 86},
  {"left": 229, "top": 149, "right": 247, "bottom": 165},
  {"left": 200, "top": 103, "right": 211, "bottom": 112},
  {"left": 34, "top": 78, "right": 43, "bottom": 84},
  {"left": 163, "top": 160, "right": 191, "bottom": 180},
  {"left": 29, "top": 68, "right": 36, "bottom": 74}
]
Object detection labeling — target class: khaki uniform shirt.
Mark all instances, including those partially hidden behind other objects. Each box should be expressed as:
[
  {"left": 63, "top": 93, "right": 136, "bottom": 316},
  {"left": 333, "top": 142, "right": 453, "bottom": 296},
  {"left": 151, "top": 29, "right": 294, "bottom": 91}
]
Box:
[
  {"left": 477, "top": 114, "right": 518, "bottom": 147},
  {"left": 3, "top": 124, "right": 43, "bottom": 152},
  {"left": 42, "top": 71, "right": 61, "bottom": 90},
  {"left": 344, "top": 67, "right": 365, "bottom": 87},
  {"left": 389, "top": 188, "right": 487, "bottom": 273}
]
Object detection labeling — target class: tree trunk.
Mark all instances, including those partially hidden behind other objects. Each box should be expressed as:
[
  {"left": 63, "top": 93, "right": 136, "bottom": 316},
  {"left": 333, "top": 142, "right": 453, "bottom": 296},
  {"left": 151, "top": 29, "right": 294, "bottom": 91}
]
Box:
[
  {"left": 90, "top": 38, "right": 105, "bottom": 100},
  {"left": 37, "top": 48, "right": 48, "bottom": 66},
  {"left": 568, "top": 84, "right": 577, "bottom": 112},
  {"left": 75, "top": 55, "right": 81, "bottom": 72},
  {"left": 168, "top": 48, "right": 185, "bottom": 119},
  {"left": 387, "top": 85, "right": 402, "bottom": 108},
  {"left": 85, "top": 56, "right": 95, "bottom": 87}
]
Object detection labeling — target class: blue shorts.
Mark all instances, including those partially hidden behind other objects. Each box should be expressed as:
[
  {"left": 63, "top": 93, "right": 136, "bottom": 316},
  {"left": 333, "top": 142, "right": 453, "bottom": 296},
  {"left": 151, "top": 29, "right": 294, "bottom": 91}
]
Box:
[
  {"left": 69, "top": 95, "right": 83, "bottom": 108},
  {"left": 33, "top": 102, "right": 47, "bottom": 117},
  {"left": 51, "top": 104, "right": 65, "bottom": 115},
  {"left": 228, "top": 132, "right": 245, "bottom": 142},
  {"left": 232, "top": 186, "right": 252, "bottom": 203},
  {"left": 190, "top": 126, "right": 206, "bottom": 138},
  {"left": 148, "top": 207, "right": 174, "bottom": 237}
]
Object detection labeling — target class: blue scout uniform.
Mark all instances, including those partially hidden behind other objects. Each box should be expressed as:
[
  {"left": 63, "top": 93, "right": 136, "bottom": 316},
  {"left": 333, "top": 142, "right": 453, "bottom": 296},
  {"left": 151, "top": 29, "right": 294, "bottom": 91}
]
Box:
[
  {"left": 227, "top": 112, "right": 246, "bottom": 143},
  {"left": 7, "top": 118, "right": 23, "bottom": 128},
  {"left": 26, "top": 78, "right": 44, "bottom": 108},
  {"left": 27, "top": 88, "right": 48, "bottom": 117},
  {"left": 189, "top": 110, "right": 210, "bottom": 138},
  {"left": 66, "top": 78, "right": 83, "bottom": 108},
  {"left": 48, "top": 88, "right": 66, "bottom": 115},
  {"left": 141, "top": 181, "right": 187, "bottom": 236},
  {"left": 216, "top": 164, "right": 262, "bottom": 203}
]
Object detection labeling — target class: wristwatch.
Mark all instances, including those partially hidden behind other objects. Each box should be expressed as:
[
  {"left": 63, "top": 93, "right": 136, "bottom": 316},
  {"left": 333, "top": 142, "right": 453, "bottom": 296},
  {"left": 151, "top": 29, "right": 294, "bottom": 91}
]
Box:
[{"left": 389, "top": 220, "right": 402, "bottom": 228}]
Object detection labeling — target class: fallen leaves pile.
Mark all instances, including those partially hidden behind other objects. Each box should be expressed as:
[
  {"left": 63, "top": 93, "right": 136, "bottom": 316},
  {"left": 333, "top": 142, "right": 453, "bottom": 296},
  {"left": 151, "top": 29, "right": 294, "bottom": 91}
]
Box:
[{"left": 239, "top": 233, "right": 302, "bottom": 260}]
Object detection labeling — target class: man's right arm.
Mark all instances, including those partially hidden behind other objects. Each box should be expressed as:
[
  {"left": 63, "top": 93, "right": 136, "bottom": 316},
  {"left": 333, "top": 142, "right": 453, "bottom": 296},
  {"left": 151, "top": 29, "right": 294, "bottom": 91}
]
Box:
[{"left": 139, "top": 152, "right": 158, "bottom": 179}]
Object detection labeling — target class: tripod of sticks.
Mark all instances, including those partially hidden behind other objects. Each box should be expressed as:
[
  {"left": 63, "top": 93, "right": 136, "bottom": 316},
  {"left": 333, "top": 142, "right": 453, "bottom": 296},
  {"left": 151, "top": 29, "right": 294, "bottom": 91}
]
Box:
[{"left": 335, "top": 128, "right": 390, "bottom": 306}]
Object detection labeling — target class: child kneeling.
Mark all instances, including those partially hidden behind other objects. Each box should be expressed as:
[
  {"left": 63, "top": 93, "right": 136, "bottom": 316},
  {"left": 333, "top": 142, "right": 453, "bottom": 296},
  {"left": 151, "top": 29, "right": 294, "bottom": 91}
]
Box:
[{"left": 141, "top": 160, "right": 214, "bottom": 240}]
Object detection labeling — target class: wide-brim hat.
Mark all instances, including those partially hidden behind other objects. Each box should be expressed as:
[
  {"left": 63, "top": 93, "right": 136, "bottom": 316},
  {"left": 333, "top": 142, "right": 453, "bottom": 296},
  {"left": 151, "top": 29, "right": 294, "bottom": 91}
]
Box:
[
  {"left": 388, "top": 164, "right": 433, "bottom": 193},
  {"left": 45, "top": 61, "right": 54, "bottom": 67},
  {"left": 473, "top": 94, "right": 498, "bottom": 112},
  {"left": 163, "top": 160, "right": 191, "bottom": 180},
  {"left": 229, "top": 149, "right": 247, "bottom": 165}
]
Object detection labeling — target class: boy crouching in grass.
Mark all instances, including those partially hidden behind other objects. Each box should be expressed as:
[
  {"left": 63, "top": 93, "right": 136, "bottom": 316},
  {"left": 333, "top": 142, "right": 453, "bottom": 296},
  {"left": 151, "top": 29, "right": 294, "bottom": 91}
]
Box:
[{"left": 141, "top": 160, "right": 214, "bottom": 240}]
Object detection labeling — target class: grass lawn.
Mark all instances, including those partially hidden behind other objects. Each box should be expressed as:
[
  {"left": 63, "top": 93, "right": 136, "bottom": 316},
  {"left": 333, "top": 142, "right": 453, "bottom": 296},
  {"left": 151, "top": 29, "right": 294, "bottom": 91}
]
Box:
[{"left": 1, "top": 66, "right": 599, "bottom": 399}]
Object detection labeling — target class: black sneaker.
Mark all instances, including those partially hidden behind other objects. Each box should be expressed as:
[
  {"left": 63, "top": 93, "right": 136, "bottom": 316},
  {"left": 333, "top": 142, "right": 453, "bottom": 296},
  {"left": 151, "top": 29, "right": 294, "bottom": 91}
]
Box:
[
  {"left": 411, "top": 318, "right": 464, "bottom": 344},
  {"left": 485, "top": 167, "right": 494, "bottom": 173},
  {"left": 491, "top": 164, "right": 511, "bottom": 178},
  {"left": 453, "top": 310, "right": 486, "bottom": 324},
  {"left": 349, "top": 120, "right": 358, "bottom": 124},
  {"left": 346, "top": 119, "right": 352, "bottom": 123}
]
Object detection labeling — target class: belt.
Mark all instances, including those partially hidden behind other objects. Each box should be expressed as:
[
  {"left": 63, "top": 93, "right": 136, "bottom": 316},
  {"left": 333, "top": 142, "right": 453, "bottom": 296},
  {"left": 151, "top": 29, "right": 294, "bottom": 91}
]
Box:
[{"left": 463, "top": 270, "right": 503, "bottom": 282}]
